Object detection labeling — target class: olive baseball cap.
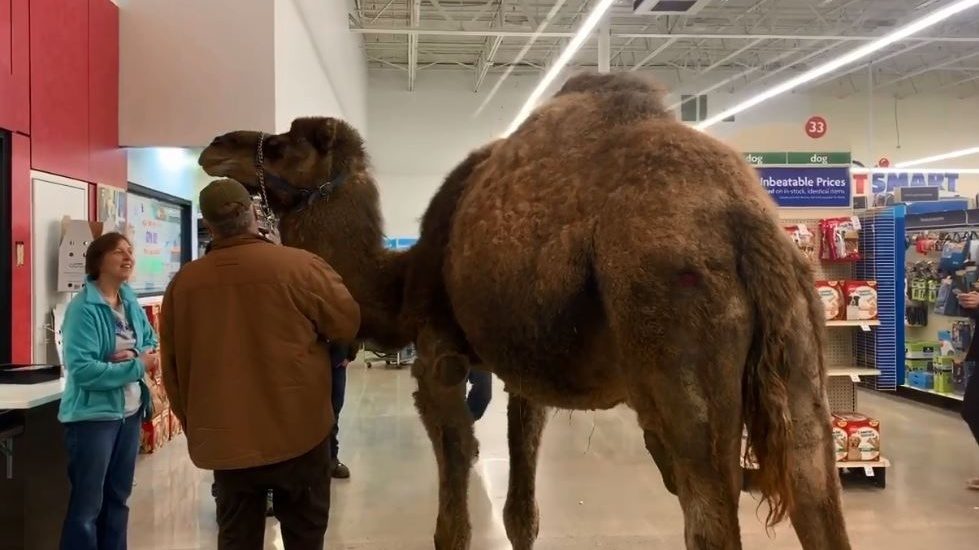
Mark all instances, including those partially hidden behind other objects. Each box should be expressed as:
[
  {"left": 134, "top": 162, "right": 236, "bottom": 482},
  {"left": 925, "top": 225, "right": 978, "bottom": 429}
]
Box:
[{"left": 199, "top": 179, "right": 252, "bottom": 222}]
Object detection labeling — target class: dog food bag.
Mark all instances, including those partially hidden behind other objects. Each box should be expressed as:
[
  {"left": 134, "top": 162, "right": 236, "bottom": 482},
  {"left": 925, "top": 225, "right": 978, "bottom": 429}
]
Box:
[
  {"left": 832, "top": 413, "right": 881, "bottom": 462},
  {"left": 844, "top": 281, "right": 879, "bottom": 320},
  {"left": 815, "top": 281, "right": 845, "bottom": 321}
]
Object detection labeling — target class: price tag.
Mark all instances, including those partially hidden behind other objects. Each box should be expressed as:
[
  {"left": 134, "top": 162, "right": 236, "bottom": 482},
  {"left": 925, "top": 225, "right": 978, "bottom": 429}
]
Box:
[
  {"left": 850, "top": 374, "right": 861, "bottom": 383},
  {"left": 860, "top": 323, "right": 871, "bottom": 332},
  {"left": 864, "top": 467, "right": 875, "bottom": 477}
]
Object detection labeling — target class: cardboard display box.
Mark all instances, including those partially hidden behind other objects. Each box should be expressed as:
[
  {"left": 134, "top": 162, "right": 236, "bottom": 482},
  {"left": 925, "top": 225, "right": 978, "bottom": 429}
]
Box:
[{"left": 57, "top": 218, "right": 104, "bottom": 292}]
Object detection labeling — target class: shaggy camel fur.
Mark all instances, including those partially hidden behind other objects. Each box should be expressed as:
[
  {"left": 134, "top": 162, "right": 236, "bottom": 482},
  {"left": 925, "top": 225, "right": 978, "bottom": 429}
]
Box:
[{"left": 198, "top": 72, "right": 851, "bottom": 550}]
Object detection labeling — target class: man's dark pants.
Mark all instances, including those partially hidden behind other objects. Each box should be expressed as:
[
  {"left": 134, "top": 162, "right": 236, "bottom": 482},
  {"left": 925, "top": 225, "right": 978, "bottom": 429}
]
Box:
[{"left": 213, "top": 438, "right": 331, "bottom": 550}]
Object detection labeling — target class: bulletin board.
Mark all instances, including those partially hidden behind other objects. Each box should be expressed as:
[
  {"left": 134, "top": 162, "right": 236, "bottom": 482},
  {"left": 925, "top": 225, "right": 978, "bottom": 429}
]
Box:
[{"left": 126, "top": 183, "right": 192, "bottom": 296}]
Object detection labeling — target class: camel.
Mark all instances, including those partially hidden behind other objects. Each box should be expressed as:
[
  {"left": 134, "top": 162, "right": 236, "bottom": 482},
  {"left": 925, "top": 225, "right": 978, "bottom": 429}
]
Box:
[{"left": 198, "top": 72, "right": 851, "bottom": 550}]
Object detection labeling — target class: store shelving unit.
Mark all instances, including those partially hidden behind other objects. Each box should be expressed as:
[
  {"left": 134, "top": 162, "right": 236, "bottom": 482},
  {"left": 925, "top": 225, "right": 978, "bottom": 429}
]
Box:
[
  {"left": 783, "top": 215, "right": 892, "bottom": 485},
  {"left": 897, "top": 207, "right": 977, "bottom": 410}
]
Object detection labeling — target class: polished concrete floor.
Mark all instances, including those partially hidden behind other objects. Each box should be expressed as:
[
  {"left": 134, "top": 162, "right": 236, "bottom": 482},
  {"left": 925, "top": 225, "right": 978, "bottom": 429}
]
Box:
[{"left": 129, "top": 364, "right": 979, "bottom": 549}]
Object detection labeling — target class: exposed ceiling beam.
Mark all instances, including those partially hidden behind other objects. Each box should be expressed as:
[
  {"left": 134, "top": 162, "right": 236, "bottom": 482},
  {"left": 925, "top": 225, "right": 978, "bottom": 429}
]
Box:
[
  {"left": 427, "top": 0, "right": 455, "bottom": 22},
  {"left": 350, "top": 25, "right": 979, "bottom": 42},
  {"left": 802, "top": 41, "right": 932, "bottom": 92},
  {"left": 408, "top": 0, "right": 421, "bottom": 91},
  {"left": 630, "top": 37, "right": 678, "bottom": 72},
  {"left": 878, "top": 49, "right": 979, "bottom": 89},
  {"left": 474, "top": 2, "right": 505, "bottom": 92},
  {"left": 698, "top": 38, "right": 766, "bottom": 74},
  {"left": 474, "top": 0, "right": 567, "bottom": 116},
  {"left": 667, "top": 44, "right": 809, "bottom": 110},
  {"left": 897, "top": 72, "right": 979, "bottom": 98}
]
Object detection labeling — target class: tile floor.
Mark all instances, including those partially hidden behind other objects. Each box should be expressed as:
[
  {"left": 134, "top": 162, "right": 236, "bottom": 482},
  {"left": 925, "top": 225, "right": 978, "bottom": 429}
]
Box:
[{"left": 128, "top": 364, "right": 979, "bottom": 549}]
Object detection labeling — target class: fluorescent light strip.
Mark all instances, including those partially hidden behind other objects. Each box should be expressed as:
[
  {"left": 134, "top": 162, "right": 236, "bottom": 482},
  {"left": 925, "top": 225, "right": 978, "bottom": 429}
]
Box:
[
  {"left": 697, "top": 0, "right": 979, "bottom": 130},
  {"left": 504, "top": 0, "right": 616, "bottom": 136},
  {"left": 851, "top": 167, "right": 979, "bottom": 175},
  {"left": 895, "top": 146, "right": 979, "bottom": 167}
]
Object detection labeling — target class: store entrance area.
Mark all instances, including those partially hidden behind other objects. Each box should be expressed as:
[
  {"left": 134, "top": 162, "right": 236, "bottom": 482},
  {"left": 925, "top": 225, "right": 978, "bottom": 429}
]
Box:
[{"left": 125, "top": 366, "right": 978, "bottom": 550}]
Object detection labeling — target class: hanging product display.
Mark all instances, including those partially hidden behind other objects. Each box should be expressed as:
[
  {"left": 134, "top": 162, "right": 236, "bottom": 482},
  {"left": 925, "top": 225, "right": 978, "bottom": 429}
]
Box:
[
  {"left": 784, "top": 224, "right": 817, "bottom": 261},
  {"left": 819, "top": 217, "right": 862, "bottom": 262}
]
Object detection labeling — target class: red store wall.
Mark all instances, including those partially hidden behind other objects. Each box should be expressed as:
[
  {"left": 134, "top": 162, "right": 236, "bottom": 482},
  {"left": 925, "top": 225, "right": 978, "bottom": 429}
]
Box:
[{"left": 2, "top": 0, "right": 126, "bottom": 363}]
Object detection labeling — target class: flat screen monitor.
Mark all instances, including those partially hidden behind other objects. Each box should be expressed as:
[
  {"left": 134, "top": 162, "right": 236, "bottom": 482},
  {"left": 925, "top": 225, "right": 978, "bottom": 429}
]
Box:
[{"left": 126, "top": 183, "right": 192, "bottom": 296}]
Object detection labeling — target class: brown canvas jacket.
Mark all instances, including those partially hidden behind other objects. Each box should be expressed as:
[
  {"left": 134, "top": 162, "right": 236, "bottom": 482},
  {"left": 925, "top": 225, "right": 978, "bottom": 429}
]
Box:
[{"left": 160, "top": 233, "right": 360, "bottom": 470}]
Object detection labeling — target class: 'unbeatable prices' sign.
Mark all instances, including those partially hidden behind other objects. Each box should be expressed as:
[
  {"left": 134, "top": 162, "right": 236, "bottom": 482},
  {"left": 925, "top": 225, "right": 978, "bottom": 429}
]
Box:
[
  {"left": 744, "top": 152, "right": 853, "bottom": 208},
  {"left": 757, "top": 167, "right": 852, "bottom": 207}
]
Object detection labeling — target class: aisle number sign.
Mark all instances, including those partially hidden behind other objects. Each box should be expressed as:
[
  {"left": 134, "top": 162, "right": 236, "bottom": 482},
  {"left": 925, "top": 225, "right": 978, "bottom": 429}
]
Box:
[{"left": 744, "top": 152, "right": 853, "bottom": 208}]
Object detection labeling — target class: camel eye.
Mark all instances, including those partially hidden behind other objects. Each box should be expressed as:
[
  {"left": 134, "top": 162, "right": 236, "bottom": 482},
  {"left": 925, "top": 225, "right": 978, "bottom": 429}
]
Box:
[{"left": 264, "top": 138, "right": 284, "bottom": 160}]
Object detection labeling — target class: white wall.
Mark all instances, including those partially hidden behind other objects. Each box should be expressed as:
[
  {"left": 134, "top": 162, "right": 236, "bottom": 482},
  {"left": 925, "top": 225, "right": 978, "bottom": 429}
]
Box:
[
  {"left": 368, "top": 70, "right": 536, "bottom": 235},
  {"left": 273, "top": 0, "right": 345, "bottom": 133},
  {"left": 290, "top": 0, "right": 369, "bottom": 134},
  {"left": 368, "top": 68, "right": 979, "bottom": 236},
  {"left": 119, "top": 0, "right": 276, "bottom": 147}
]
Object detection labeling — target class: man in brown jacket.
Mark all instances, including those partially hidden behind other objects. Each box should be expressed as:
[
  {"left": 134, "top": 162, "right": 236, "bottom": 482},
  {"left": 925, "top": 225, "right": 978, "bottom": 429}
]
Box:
[{"left": 160, "top": 179, "right": 360, "bottom": 550}]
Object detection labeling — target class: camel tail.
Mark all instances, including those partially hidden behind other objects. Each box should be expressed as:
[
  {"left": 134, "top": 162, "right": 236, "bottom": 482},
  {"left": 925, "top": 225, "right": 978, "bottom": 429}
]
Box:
[{"left": 732, "top": 207, "right": 823, "bottom": 528}]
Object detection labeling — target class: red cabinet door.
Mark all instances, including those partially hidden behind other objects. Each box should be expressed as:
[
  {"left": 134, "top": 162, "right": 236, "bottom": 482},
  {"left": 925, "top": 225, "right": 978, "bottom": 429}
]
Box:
[
  {"left": 0, "top": 0, "right": 30, "bottom": 133},
  {"left": 10, "top": 133, "right": 31, "bottom": 363},
  {"left": 30, "top": 0, "right": 90, "bottom": 181},
  {"left": 89, "top": 0, "right": 125, "bottom": 188}
]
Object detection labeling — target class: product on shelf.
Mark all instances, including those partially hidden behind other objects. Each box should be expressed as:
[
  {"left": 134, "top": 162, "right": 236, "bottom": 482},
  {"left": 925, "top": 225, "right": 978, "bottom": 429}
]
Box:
[
  {"left": 819, "top": 217, "right": 861, "bottom": 262},
  {"left": 844, "top": 281, "right": 878, "bottom": 320},
  {"left": 905, "top": 341, "right": 937, "bottom": 359},
  {"left": 140, "top": 410, "right": 170, "bottom": 454},
  {"left": 832, "top": 413, "right": 881, "bottom": 462},
  {"left": 832, "top": 423, "right": 848, "bottom": 462},
  {"left": 815, "top": 280, "right": 845, "bottom": 321},
  {"left": 784, "top": 224, "right": 816, "bottom": 262}
]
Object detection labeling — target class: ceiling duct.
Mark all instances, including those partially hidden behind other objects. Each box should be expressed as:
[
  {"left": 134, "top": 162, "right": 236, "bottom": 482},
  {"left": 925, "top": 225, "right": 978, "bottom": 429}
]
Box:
[{"left": 633, "top": 0, "right": 712, "bottom": 14}]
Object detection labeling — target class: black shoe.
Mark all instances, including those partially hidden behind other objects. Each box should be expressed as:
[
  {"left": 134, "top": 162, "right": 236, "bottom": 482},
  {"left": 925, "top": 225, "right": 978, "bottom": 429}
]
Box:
[{"left": 331, "top": 459, "right": 350, "bottom": 479}]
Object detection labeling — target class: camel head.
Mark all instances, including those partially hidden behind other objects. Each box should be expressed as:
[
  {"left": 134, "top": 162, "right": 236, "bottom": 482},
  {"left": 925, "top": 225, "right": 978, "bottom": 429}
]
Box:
[{"left": 198, "top": 117, "right": 368, "bottom": 218}]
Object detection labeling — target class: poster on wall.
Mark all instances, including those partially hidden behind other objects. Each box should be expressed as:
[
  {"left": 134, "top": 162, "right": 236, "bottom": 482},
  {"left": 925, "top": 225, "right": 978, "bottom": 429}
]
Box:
[
  {"left": 97, "top": 186, "right": 128, "bottom": 235},
  {"left": 127, "top": 193, "right": 185, "bottom": 295}
]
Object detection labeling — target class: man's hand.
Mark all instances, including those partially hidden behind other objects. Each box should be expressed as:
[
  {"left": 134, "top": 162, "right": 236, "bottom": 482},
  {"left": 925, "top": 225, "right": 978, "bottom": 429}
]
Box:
[
  {"left": 110, "top": 349, "right": 137, "bottom": 363},
  {"left": 958, "top": 291, "right": 979, "bottom": 310}
]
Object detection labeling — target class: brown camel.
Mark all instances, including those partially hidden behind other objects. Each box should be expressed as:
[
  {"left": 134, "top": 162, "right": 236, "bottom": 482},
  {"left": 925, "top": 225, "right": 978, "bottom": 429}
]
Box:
[{"left": 198, "top": 72, "right": 851, "bottom": 550}]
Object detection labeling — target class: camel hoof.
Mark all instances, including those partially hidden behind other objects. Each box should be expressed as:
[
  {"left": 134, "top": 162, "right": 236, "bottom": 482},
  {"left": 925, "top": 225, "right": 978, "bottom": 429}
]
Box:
[{"left": 434, "top": 353, "right": 470, "bottom": 386}]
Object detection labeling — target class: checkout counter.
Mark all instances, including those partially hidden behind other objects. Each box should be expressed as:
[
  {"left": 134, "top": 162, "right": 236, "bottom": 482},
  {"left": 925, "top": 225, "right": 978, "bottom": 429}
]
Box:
[{"left": 0, "top": 379, "right": 69, "bottom": 550}]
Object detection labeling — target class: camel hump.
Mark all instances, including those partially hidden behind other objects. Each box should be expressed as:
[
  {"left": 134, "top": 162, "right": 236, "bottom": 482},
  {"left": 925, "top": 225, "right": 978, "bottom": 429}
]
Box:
[{"left": 555, "top": 72, "right": 668, "bottom": 115}]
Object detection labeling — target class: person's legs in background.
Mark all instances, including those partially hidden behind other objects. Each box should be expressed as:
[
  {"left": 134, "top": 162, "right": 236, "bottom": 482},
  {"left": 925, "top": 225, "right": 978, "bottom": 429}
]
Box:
[
  {"left": 60, "top": 420, "right": 123, "bottom": 550},
  {"left": 330, "top": 362, "right": 350, "bottom": 479},
  {"left": 962, "top": 366, "right": 979, "bottom": 489},
  {"left": 466, "top": 369, "right": 493, "bottom": 421},
  {"left": 97, "top": 413, "right": 142, "bottom": 550}
]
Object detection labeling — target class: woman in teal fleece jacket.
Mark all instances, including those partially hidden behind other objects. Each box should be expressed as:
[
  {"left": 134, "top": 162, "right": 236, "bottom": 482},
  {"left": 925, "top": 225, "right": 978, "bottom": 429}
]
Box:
[{"left": 58, "top": 232, "right": 159, "bottom": 550}]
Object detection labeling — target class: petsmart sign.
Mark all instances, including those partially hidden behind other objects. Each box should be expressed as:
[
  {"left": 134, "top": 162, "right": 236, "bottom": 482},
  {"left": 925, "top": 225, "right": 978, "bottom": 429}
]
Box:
[{"left": 744, "top": 152, "right": 852, "bottom": 208}]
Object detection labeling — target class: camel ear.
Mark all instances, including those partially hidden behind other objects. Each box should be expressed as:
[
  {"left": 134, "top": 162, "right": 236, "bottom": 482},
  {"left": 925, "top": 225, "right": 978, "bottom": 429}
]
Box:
[{"left": 309, "top": 119, "right": 339, "bottom": 154}]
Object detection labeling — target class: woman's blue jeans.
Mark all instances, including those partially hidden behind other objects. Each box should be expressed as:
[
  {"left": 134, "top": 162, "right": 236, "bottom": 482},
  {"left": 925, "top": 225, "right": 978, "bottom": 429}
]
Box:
[{"left": 60, "top": 414, "right": 141, "bottom": 550}]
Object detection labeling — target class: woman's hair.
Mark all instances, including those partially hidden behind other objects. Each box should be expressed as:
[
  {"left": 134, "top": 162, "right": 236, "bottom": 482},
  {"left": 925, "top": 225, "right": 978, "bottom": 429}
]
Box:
[{"left": 85, "top": 232, "right": 132, "bottom": 280}]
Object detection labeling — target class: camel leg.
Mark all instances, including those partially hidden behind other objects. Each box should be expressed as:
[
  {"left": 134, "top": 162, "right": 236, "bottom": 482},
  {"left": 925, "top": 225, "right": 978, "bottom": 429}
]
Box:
[
  {"left": 633, "top": 388, "right": 743, "bottom": 550},
  {"left": 411, "top": 333, "right": 477, "bottom": 550},
  {"left": 503, "top": 393, "right": 547, "bottom": 550},
  {"left": 783, "top": 343, "right": 851, "bottom": 549}
]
